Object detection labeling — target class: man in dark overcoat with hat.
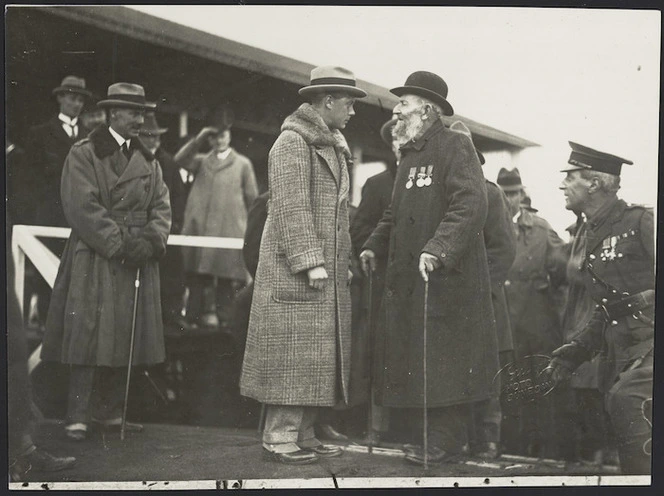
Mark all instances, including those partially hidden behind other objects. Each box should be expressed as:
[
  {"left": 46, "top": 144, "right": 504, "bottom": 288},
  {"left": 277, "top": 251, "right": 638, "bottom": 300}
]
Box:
[
  {"left": 138, "top": 112, "right": 189, "bottom": 329},
  {"left": 450, "top": 121, "right": 517, "bottom": 459},
  {"left": 20, "top": 76, "right": 93, "bottom": 327},
  {"left": 497, "top": 167, "right": 567, "bottom": 458},
  {"left": 41, "top": 82, "right": 171, "bottom": 441},
  {"left": 360, "top": 71, "right": 499, "bottom": 465},
  {"left": 548, "top": 142, "right": 654, "bottom": 474}
]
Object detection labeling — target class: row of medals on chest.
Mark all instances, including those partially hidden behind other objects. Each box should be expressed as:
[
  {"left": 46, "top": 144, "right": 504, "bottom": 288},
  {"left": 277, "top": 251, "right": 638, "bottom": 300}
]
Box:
[
  {"left": 580, "top": 229, "right": 638, "bottom": 270},
  {"left": 405, "top": 166, "right": 434, "bottom": 189}
]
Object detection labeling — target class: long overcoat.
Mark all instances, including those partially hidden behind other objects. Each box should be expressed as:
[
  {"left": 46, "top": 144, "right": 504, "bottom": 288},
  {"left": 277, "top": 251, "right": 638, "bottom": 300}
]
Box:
[
  {"left": 484, "top": 180, "right": 517, "bottom": 353},
  {"left": 363, "top": 119, "right": 499, "bottom": 408},
  {"left": 504, "top": 208, "right": 567, "bottom": 357},
  {"left": 240, "top": 103, "right": 352, "bottom": 406},
  {"left": 181, "top": 149, "right": 258, "bottom": 281},
  {"left": 41, "top": 126, "right": 171, "bottom": 367}
]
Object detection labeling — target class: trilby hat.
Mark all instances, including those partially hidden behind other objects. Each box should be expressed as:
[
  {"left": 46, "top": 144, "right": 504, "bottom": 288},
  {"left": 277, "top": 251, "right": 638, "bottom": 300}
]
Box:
[
  {"left": 97, "top": 82, "right": 156, "bottom": 110},
  {"left": 496, "top": 167, "right": 524, "bottom": 193},
  {"left": 391, "top": 71, "right": 454, "bottom": 116},
  {"left": 52, "top": 75, "right": 92, "bottom": 98},
  {"left": 299, "top": 66, "right": 367, "bottom": 98}
]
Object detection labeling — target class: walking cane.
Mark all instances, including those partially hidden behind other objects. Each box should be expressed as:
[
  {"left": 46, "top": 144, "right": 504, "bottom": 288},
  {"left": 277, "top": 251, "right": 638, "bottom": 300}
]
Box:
[
  {"left": 121, "top": 267, "right": 141, "bottom": 441},
  {"left": 366, "top": 265, "right": 374, "bottom": 454},
  {"left": 422, "top": 279, "right": 429, "bottom": 470}
]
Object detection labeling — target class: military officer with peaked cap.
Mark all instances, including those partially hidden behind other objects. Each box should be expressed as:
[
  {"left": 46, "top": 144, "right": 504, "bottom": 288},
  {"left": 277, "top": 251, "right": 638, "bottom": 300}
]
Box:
[{"left": 548, "top": 142, "right": 654, "bottom": 474}]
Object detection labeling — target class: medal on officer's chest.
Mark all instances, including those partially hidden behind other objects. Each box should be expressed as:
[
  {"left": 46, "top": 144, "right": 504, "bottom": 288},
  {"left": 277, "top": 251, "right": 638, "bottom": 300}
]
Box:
[
  {"left": 423, "top": 165, "right": 433, "bottom": 186},
  {"left": 416, "top": 167, "right": 427, "bottom": 188},
  {"left": 600, "top": 236, "right": 618, "bottom": 262},
  {"left": 405, "top": 167, "right": 416, "bottom": 189}
]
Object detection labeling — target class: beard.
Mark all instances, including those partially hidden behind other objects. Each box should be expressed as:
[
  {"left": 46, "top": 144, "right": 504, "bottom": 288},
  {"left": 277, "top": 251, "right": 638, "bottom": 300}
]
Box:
[{"left": 393, "top": 113, "right": 425, "bottom": 149}]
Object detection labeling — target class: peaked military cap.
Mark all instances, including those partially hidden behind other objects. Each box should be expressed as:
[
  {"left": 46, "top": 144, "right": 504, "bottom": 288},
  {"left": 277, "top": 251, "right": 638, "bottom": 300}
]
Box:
[
  {"left": 561, "top": 141, "right": 633, "bottom": 176},
  {"left": 496, "top": 167, "right": 523, "bottom": 192}
]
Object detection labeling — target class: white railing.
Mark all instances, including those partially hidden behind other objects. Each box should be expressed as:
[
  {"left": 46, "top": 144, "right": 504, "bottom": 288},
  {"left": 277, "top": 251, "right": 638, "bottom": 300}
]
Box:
[{"left": 10, "top": 225, "right": 243, "bottom": 373}]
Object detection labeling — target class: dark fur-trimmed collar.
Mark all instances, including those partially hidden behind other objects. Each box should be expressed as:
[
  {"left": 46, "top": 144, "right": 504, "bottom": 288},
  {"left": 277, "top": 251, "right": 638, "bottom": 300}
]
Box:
[
  {"left": 282, "top": 103, "right": 352, "bottom": 160},
  {"left": 89, "top": 125, "right": 154, "bottom": 161}
]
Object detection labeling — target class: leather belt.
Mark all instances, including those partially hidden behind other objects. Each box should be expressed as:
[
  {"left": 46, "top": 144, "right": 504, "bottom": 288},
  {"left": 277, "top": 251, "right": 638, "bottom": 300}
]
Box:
[
  {"left": 111, "top": 210, "right": 148, "bottom": 227},
  {"left": 598, "top": 289, "right": 655, "bottom": 321}
]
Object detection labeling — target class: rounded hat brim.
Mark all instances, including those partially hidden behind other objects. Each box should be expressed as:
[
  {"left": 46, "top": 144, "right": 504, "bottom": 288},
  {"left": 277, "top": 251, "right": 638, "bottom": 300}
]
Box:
[
  {"left": 52, "top": 87, "right": 93, "bottom": 98},
  {"left": 97, "top": 99, "right": 157, "bottom": 110},
  {"left": 139, "top": 128, "right": 168, "bottom": 136},
  {"left": 299, "top": 84, "right": 367, "bottom": 98},
  {"left": 390, "top": 86, "right": 454, "bottom": 116}
]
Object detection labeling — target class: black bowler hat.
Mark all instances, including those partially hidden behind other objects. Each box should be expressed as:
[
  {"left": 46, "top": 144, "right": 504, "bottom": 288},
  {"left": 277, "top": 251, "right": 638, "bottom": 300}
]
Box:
[
  {"left": 380, "top": 118, "right": 397, "bottom": 146},
  {"left": 390, "top": 71, "right": 454, "bottom": 116},
  {"left": 449, "top": 120, "right": 485, "bottom": 165},
  {"left": 561, "top": 141, "right": 633, "bottom": 176},
  {"left": 496, "top": 167, "right": 524, "bottom": 192}
]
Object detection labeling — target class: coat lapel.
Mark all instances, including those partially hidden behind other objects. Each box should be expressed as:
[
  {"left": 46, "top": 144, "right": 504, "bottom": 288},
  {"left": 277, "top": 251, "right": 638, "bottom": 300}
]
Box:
[
  {"left": 49, "top": 116, "right": 75, "bottom": 144},
  {"left": 115, "top": 150, "right": 153, "bottom": 186},
  {"left": 315, "top": 147, "right": 340, "bottom": 186}
]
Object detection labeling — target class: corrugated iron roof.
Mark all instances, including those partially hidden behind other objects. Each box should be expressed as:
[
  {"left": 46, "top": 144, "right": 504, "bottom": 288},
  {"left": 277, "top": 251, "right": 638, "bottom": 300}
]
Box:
[{"left": 40, "top": 5, "right": 538, "bottom": 149}]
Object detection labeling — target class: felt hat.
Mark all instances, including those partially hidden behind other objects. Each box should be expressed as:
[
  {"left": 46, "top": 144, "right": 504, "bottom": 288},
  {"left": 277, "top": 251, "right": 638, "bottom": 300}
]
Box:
[
  {"left": 299, "top": 66, "right": 367, "bottom": 98},
  {"left": 390, "top": 71, "right": 454, "bottom": 116},
  {"left": 52, "top": 75, "right": 92, "bottom": 98},
  {"left": 97, "top": 82, "right": 156, "bottom": 110},
  {"left": 496, "top": 167, "right": 524, "bottom": 192}
]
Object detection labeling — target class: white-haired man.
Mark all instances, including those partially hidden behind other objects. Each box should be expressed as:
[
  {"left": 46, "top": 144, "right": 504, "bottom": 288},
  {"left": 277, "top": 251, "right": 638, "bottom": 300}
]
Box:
[{"left": 360, "top": 71, "right": 499, "bottom": 465}]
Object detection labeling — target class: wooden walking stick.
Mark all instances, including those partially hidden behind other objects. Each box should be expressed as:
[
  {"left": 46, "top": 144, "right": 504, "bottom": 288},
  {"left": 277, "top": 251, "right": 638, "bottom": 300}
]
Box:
[
  {"left": 367, "top": 265, "right": 374, "bottom": 454},
  {"left": 422, "top": 278, "right": 429, "bottom": 470},
  {"left": 121, "top": 267, "right": 141, "bottom": 441}
]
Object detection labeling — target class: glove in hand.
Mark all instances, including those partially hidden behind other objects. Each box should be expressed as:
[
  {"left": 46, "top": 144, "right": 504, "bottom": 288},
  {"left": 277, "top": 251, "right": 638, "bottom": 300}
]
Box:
[
  {"left": 546, "top": 343, "right": 590, "bottom": 385},
  {"left": 124, "top": 237, "right": 154, "bottom": 267}
]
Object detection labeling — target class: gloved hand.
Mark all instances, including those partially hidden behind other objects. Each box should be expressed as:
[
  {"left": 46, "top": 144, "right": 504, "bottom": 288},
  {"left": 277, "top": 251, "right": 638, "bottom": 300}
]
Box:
[
  {"left": 124, "top": 237, "right": 154, "bottom": 268},
  {"left": 545, "top": 343, "right": 590, "bottom": 385}
]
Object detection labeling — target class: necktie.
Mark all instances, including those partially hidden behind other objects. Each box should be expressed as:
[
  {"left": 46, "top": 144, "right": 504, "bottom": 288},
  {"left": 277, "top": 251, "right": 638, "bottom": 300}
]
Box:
[
  {"left": 61, "top": 121, "right": 77, "bottom": 139},
  {"left": 122, "top": 142, "right": 131, "bottom": 161}
]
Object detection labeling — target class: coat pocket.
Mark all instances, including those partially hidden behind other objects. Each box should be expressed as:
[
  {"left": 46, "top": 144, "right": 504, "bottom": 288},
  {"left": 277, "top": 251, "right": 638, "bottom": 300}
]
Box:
[{"left": 271, "top": 253, "right": 325, "bottom": 304}]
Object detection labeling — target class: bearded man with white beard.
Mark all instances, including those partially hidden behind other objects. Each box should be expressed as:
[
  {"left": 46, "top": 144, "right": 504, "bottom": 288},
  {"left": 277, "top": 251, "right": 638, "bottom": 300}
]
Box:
[{"left": 360, "top": 71, "right": 499, "bottom": 465}]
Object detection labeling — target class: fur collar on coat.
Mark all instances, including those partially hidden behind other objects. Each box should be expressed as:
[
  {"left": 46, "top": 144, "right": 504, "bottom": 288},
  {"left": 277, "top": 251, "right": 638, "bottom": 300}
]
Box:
[
  {"left": 89, "top": 125, "right": 155, "bottom": 161},
  {"left": 282, "top": 103, "right": 352, "bottom": 163}
]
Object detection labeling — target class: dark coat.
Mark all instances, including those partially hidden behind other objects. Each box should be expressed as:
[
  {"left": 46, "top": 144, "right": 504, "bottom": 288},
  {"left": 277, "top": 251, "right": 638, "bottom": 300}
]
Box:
[
  {"left": 484, "top": 180, "right": 517, "bottom": 352},
  {"left": 23, "top": 116, "right": 90, "bottom": 227},
  {"left": 505, "top": 208, "right": 567, "bottom": 357},
  {"left": 155, "top": 147, "right": 187, "bottom": 234},
  {"left": 41, "top": 126, "right": 171, "bottom": 367},
  {"left": 363, "top": 119, "right": 498, "bottom": 408},
  {"left": 181, "top": 148, "right": 258, "bottom": 280},
  {"left": 572, "top": 198, "right": 654, "bottom": 393},
  {"left": 240, "top": 103, "right": 353, "bottom": 406}
]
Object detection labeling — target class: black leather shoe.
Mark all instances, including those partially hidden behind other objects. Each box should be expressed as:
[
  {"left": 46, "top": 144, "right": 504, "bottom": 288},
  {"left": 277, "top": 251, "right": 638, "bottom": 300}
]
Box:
[
  {"left": 26, "top": 448, "right": 76, "bottom": 472},
  {"left": 302, "top": 444, "right": 344, "bottom": 458},
  {"left": 262, "top": 448, "right": 318, "bottom": 465},
  {"left": 316, "top": 423, "right": 349, "bottom": 442}
]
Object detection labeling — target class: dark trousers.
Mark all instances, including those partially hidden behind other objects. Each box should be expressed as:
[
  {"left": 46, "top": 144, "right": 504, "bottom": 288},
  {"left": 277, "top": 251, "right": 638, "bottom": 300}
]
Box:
[
  {"left": 185, "top": 273, "right": 243, "bottom": 323},
  {"left": 605, "top": 354, "right": 652, "bottom": 474},
  {"left": 67, "top": 365, "right": 125, "bottom": 424},
  {"left": 159, "top": 246, "right": 185, "bottom": 324},
  {"left": 8, "top": 307, "right": 34, "bottom": 459},
  {"left": 407, "top": 404, "right": 469, "bottom": 454}
]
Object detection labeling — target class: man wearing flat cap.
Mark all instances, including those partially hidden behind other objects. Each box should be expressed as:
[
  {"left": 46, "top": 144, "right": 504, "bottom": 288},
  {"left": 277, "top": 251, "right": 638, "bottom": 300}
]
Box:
[
  {"left": 41, "top": 82, "right": 172, "bottom": 441},
  {"left": 241, "top": 66, "right": 365, "bottom": 465},
  {"left": 359, "top": 71, "right": 499, "bottom": 465},
  {"left": 20, "top": 76, "right": 93, "bottom": 328},
  {"left": 547, "top": 142, "right": 654, "bottom": 474}
]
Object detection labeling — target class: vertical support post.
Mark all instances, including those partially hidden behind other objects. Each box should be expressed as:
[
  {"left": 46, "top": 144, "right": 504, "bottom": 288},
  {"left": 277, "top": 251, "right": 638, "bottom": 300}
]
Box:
[{"left": 179, "top": 111, "right": 189, "bottom": 139}]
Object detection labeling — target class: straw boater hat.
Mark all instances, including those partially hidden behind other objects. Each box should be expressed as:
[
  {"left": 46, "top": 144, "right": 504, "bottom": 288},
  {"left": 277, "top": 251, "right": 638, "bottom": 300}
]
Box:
[
  {"left": 97, "top": 82, "right": 156, "bottom": 110},
  {"left": 139, "top": 112, "right": 168, "bottom": 136},
  {"left": 52, "top": 75, "right": 92, "bottom": 98},
  {"left": 299, "top": 66, "right": 367, "bottom": 98},
  {"left": 390, "top": 71, "right": 454, "bottom": 116}
]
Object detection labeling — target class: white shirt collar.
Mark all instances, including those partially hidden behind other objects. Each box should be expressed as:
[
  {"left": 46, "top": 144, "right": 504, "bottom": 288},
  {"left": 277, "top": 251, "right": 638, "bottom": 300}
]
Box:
[
  {"left": 108, "top": 126, "right": 130, "bottom": 149},
  {"left": 59, "top": 113, "right": 78, "bottom": 126},
  {"left": 217, "top": 148, "right": 232, "bottom": 160},
  {"left": 512, "top": 210, "right": 522, "bottom": 223}
]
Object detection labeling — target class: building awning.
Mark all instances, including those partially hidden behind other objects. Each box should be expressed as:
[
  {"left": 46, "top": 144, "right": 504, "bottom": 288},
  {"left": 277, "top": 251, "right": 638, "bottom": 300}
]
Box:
[{"left": 39, "top": 5, "right": 538, "bottom": 149}]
